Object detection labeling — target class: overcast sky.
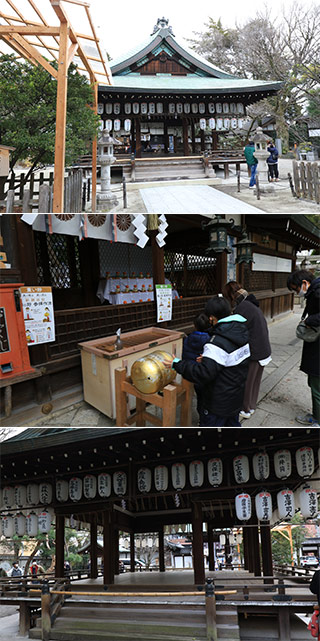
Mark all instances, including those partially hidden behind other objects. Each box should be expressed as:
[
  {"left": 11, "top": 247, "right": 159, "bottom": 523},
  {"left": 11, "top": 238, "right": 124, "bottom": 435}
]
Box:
[{"left": 88, "top": 0, "right": 315, "bottom": 60}]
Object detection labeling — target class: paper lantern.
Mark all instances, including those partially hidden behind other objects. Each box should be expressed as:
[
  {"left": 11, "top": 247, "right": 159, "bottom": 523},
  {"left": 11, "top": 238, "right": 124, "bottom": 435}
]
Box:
[
  {"left": 189, "top": 461, "right": 204, "bottom": 487},
  {"left": 184, "top": 103, "right": 191, "bottom": 113},
  {"left": 208, "top": 103, "right": 215, "bottom": 113},
  {"left": 199, "top": 103, "right": 206, "bottom": 114},
  {"left": 14, "top": 513, "right": 26, "bottom": 536},
  {"left": 38, "top": 509, "right": 52, "bottom": 533},
  {"left": 3, "top": 486, "right": 14, "bottom": 508},
  {"left": 169, "top": 103, "right": 176, "bottom": 114},
  {"left": 277, "top": 489, "right": 295, "bottom": 520},
  {"left": 39, "top": 483, "right": 52, "bottom": 505},
  {"left": 237, "top": 103, "right": 244, "bottom": 114},
  {"left": 200, "top": 118, "right": 206, "bottom": 130},
  {"left": 113, "top": 471, "right": 127, "bottom": 496},
  {"left": 69, "top": 477, "right": 82, "bottom": 502},
  {"left": 274, "top": 450, "right": 292, "bottom": 479},
  {"left": 124, "top": 119, "right": 131, "bottom": 131},
  {"left": 296, "top": 447, "right": 314, "bottom": 478},
  {"left": 191, "top": 103, "right": 198, "bottom": 113},
  {"left": 171, "top": 463, "right": 186, "bottom": 490},
  {"left": 216, "top": 103, "right": 222, "bottom": 113},
  {"left": 255, "top": 491, "right": 272, "bottom": 521},
  {"left": 154, "top": 466, "right": 168, "bottom": 492},
  {"left": 83, "top": 475, "right": 97, "bottom": 499},
  {"left": 97, "top": 103, "right": 104, "bottom": 115},
  {"left": 105, "top": 119, "right": 112, "bottom": 132},
  {"left": 2, "top": 515, "right": 14, "bottom": 537},
  {"left": 219, "top": 534, "right": 226, "bottom": 546},
  {"left": 224, "top": 118, "right": 230, "bottom": 130},
  {"left": 98, "top": 473, "right": 111, "bottom": 498},
  {"left": 156, "top": 103, "right": 163, "bottom": 113},
  {"left": 217, "top": 118, "right": 223, "bottom": 130},
  {"left": 124, "top": 103, "right": 131, "bottom": 114},
  {"left": 233, "top": 455, "right": 250, "bottom": 484},
  {"left": 208, "top": 458, "right": 223, "bottom": 486},
  {"left": 209, "top": 118, "right": 216, "bottom": 130},
  {"left": 253, "top": 452, "right": 270, "bottom": 481},
  {"left": 113, "top": 103, "right": 120, "bottom": 115},
  {"left": 14, "top": 485, "right": 27, "bottom": 508},
  {"left": 133, "top": 103, "right": 139, "bottom": 114},
  {"left": 299, "top": 487, "right": 318, "bottom": 519},
  {"left": 231, "top": 118, "right": 238, "bottom": 129},
  {"left": 105, "top": 103, "right": 112, "bottom": 114},
  {"left": 137, "top": 468, "right": 152, "bottom": 493},
  {"left": 27, "top": 484, "right": 39, "bottom": 506},
  {"left": 26, "top": 512, "right": 38, "bottom": 537},
  {"left": 56, "top": 480, "right": 68, "bottom": 503},
  {"left": 223, "top": 103, "right": 229, "bottom": 113},
  {"left": 114, "top": 119, "right": 121, "bottom": 132},
  {"left": 235, "top": 493, "right": 252, "bottom": 521}
]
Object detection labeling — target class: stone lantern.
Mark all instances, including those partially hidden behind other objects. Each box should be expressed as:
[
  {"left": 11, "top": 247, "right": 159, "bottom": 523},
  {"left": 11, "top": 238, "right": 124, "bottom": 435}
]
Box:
[
  {"left": 253, "top": 126, "right": 274, "bottom": 192},
  {"left": 97, "top": 129, "right": 119, "bottom": 210}
]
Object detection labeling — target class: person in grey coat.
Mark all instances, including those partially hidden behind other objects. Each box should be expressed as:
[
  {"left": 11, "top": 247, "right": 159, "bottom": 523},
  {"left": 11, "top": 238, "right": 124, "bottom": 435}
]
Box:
[{"left": 223, "top": 281, "right": 272, "bottom": 419}]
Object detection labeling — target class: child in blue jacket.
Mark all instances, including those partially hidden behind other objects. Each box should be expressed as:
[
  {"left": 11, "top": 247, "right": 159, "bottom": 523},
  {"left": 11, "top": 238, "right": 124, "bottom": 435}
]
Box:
[{"left": 182, "top": 313, "right": 211, "bottom": 417}]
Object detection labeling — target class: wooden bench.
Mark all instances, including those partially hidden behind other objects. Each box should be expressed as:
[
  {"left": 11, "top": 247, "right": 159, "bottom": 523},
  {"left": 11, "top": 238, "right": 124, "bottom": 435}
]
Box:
[{"left": 0, "top": 369, "right": 42, "bottom": 418}]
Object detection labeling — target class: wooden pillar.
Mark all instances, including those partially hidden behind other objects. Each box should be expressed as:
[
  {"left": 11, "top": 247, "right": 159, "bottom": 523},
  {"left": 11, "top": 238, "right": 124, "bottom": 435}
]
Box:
[
  {"left": 207, "top": 522, "right": 215, "bottom": 572},
  {"left": 278, "top": 608, "right": 291, "bottom": 641},
  {"left": 248, "top": 525, "right": 261, "bottom": 577},
  {"left": 135, "top": 119, "right": 141, "bottom": 158},
  {"left": 243, "top": 526, "right": 250, "bottom": 571},
  {"left": 191, "top": 502, "right": 205, "bottom": 585},
  {"left": 91, "top": 79, "right": 98, "bottom": 212},
  {"left": 103, "top": 509, "right": 115, "bottom": 585},
  {"left": 114, "top": 530, "right": 120, "bottom": 575},
  {"left": 260, "top": 523, "right": 273, "bottom": 580},
  {"left": 215, "top": 251, "right": 228, "bottom": 293},
  {"left": 164, "top": 122, "right": 169, "bottom": 153},
  {"left": 19, "top": 602, "right": 30, "bottom": 636},
  {"left": 182, "top": 119, "right": 189, "bottom": 156},
  {"left": 150, "top": 228, "right": 165, "bottom": 288},
  {"left": 191, "top": 121, "right": 196, "bottom": 154},
  {"left": 131, "top": 119, "right": 135, "bottom": 155},
  {"left": 212, "top": 132, "right": 218, "bottom": 151},
  {"left": 90, "top": 515, "right": 98, "bottom": 579},
  {"left": 159, "top": 526, "right": 165, "bottom": 572},
  {"left": 55, "top": 514, "right": 65, "bottom": 578},
  {"left": 53, "top": 20, "right": 69, "bottom": 213},
  {"left": 200, "top": 129, "right": 205, "bottom": 153},
  {"left": 130, "top": 531, "right": 135, "bottom": 573}
]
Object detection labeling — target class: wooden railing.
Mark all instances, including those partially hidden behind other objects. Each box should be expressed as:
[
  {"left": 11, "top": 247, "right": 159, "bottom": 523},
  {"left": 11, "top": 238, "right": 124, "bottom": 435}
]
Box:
[
  {"left": 291, "top": 160, "right": 320, "bottom": 203},
  {"left": 0, "top": 169, "right": 85, "bottom": 212}
]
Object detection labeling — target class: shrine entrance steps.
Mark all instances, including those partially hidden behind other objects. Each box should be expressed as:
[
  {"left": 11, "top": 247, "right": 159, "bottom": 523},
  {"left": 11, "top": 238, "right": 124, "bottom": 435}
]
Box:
[
  {"left": 28, "top": 599, "right": 241, "bottom": 641},
  {"left": 122, "top": 157, "right": 214, "bottom": 183}
]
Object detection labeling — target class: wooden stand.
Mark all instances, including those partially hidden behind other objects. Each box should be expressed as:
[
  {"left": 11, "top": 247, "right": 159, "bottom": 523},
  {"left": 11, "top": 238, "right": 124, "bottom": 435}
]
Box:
[{"left": 115, "top": 368, "right": 193, "bottom": 427}]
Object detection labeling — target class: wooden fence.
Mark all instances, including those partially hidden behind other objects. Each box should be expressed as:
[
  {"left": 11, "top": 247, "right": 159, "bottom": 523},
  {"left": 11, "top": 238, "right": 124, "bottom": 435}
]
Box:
[
  {"left": 291, "top": 160, "right": 320, "bottom": 203},
  {"left": 1, "top": 169, "right": 84, "bottom": 212}
]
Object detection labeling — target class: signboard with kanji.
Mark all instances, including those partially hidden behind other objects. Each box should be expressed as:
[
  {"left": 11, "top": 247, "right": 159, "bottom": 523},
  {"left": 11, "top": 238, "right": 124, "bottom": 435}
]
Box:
[{"left": 20, "top": 286, "right": 55, "bottom": 345}]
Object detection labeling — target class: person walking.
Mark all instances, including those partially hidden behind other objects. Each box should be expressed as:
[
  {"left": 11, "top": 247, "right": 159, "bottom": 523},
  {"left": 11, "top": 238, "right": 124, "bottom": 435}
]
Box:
[
  {"left": 164, "top": 296, "right": 250, "bottom": 427},
  {"left": 10, "top": 562, "right": 22, "bottom": 577},
  {"left": 222, "top": 281, "right": 272, "bottom": 420},
  {"left": 267, "top": 142, "right": 279, "bottom": 182},
  {"left": 287, "top": 269, "right": 320, "bottom": 427},
  {"left": 182, "top": 313, "right": 211, "bottom": 418},
  {"left": 244, "top": 141, "right": 258, "bottom": 188}
]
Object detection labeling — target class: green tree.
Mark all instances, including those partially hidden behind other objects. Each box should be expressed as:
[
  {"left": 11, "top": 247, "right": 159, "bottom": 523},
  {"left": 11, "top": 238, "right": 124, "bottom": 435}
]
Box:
[{"left": 0, "top": 54, "right": 99, "bottom": 183}]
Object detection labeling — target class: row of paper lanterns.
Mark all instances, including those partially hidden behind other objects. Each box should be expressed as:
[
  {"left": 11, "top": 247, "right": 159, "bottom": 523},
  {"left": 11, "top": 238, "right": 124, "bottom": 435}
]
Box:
[
  {"left": 0, "top": 448, "right": 317, "bottom": 509},
  {"left": 98, "top": 102, "right": 245, "bottom": 116},
  {"left": 100, "top": 118, "right": 244, "bottom": 133},
  {"left": 1, "top": 485, "right": 317, "bottom": 538}
]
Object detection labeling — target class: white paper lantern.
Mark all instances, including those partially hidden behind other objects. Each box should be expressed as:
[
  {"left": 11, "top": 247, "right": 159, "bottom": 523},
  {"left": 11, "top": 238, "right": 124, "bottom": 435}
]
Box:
[
  {"left": 69, "top": 477, "right": 82, "bottom": 502},
  {"left": 177, "top": 103, "right": 183, "bottom": 114},
  {"left": 137, "top": 468, "right": 152, "bottom": 493},
  {"left": 299, "top": 487, "right": 318, "bottom": 519},
  {"left": 200, "top": 118, "right": 206, "bottom": 130},
  {"left": 219, "top": 534, "right": 226, "bottom": 546},
  {"left": 132, "top": 103, "right": 139, "bottom": 114},
  {"left": 209, "top": 118, "right": 216, "bottom": 130},
  {"left": 14, "top": 513, "right": 26, "bottom": 536},
  {"left": 105, "top": 119, "right": 112, "bottom": 132},
  {"left": 97, "top": 103, "right": 104, "bottom": 115},
  {"left": 114, "top": 119, "right": 121, "bottom": 132},
  {"left": 277, "top": 489, "right": 295, "bottom": 520},
  {"left": 253, "top": 452, "right": 270, "bottom": 481},
  {"left": 189, "top": 461, "right": 204, "bottom": 487},
  {"left": 2, "top": 515, "right": 14, "bottom": 538},
  {"left": 171, "top": 463, "right": 186, "bottom": 490},
  {"left": 156, "top": 103, "right": 163, "bottom": 113},
  {"left": 148, "top": 102, "right": 155, "bottom": 114},
  {"left": 233, "top": 455, "right": 250, "bottom": 484},
  {"left": 208, "top": 103, "right": 215, "bottom": 113},
  {"left": 217, "top": 118, "right": 223, "bottom": 130},
  {"left": 98, "top": 473, "right": 111, "bottom": 498},
  {"left": 235, "top": 493, "right": 252, "bottom": 521},
  {"left": 183, "top": 103, "right": 191, "bottom": 113},
  {"left": 124, "top": 119, "right": 131, "bottom": 131},
  {"left": 38, "top": 509, "right": 52, "bottom": 533},
  {"left": 39, "top": 483, "right": 52, "bottom": 505},
  {"left": 255, "top": 491, "right": 272, "bottom": 521},
  {"left": 230, "top": 103, "right": 236, "bottom": 113},
  {"left": 3, "top": 486, "right": 14, "bottom": 508},
  {"left": 56, "top": 480, "right": 68, "bottom": 503},
  {"left": 14, "top": 485, "right": 27, "bottom": 508},
  {"left": 191, "top": 103, "right": 198, "bottom": 114},
  {"left": 296, "top": 447, "right": 314, "bottom": 478},
  {"left": 26, "top": 484, "right": 39, "bottom": 506},
  {"left": 224, "top": 118, "right": 230, "bottom": 130},
  {"left": 216, "top": 103, "right": 222, "bottom": 113},
  {"left": 83, "top": 475, "right": 97, "bottom": 499},
  {"left": 237, "top": 103, "right": 244, "bottom": 114},
  {"left": 274, "top": 450, "right": 292, "bottom": 479},
  {"left": 169, "top": 103, "right": 176, "bottom": 114},
  {"left": 208, "top": 458, "right": 223, "bottom": 486},
  {"left": 231, "top": 118, "right": 238, "bottom": 129},
  {"left": 124, "top": 103, "right": 131, "bottom": 114},
  {"left": 223, "top": 103, "right": 229, "bottom": 113},
  {"left": 154, "top": 466, "right": 168, "bottom": 492},
  {"left": 113, "top": 103, "right": 121, "bottom": 115},
  {"left": 113, "top": 471, "right": 127, "bottom": 496},
  {"left": 238, "top": 119, "right": 243, "bottom": 128},
  {"left": 26, "top": 512, "right": 38, "bottom": 537},
  {"left": 199, "top": 103, "right": 205, "bottom": 114},
  {"left": 105, "top": 103, "right": 112, "bottom": 114}
]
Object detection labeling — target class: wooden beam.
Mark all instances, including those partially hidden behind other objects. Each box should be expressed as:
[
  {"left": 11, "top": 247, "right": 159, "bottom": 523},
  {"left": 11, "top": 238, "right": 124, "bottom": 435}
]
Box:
[
  {"left": 55, "top": 514, "right": 65, "bottom": 578},
  {"left": 67, "top": 41, "right": 78, "bottom": 68},
  {"left": 191, "top": 502, "right": 205, "bottom": 585},
  {"left": 91, "top": 77, "right": 98, "bottom": 211},
  {"left": 3, "top": 33, "right": 58, "bottom": 78},
  {"left": 52, "top": 21, "right": 69, "bottom": 213},
  {"left": 0, "top": 25, "right": 61, "bottom": 35}
]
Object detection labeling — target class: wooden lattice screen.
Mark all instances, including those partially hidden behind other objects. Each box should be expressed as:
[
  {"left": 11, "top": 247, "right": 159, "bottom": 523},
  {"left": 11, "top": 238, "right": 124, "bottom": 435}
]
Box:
[
  {"left": 34, "top": 231, "right": 82, "bottom": 289},
  {"left": 165, "top": 250, "right": 217, "bottom": 297}
]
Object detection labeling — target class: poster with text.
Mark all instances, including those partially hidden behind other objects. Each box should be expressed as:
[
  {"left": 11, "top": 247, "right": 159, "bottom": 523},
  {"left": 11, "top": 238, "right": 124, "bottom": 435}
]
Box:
[
  {"left": 20, "top": 286, "right": 55, "bottom": 345},
  {"left": 156, "top": 284, "right": 172, "bottom": 322}
]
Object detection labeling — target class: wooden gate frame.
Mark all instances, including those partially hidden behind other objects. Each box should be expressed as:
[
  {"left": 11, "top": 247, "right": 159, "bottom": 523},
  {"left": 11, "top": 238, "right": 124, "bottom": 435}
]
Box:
[{"left": 0, "top": 0, "right": 112, "bottom": 212}]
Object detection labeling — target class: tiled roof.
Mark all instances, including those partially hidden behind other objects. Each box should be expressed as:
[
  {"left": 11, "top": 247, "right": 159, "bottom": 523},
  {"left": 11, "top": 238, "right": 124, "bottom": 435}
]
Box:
[{"left": 104, "top": 76, "right": 282, "bottom": 92}]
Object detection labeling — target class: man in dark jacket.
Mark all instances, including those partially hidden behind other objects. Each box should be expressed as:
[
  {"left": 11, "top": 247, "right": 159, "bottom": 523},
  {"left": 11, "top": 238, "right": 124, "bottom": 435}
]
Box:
[
  {"left": 287, "top": 270, "right": 320, "bottom": 427},
  {"left": 267, "top": 143, "right": 279, "bottom": 181},
  {"left": 165, "top": 296, "right": 250, "bottom": 426}
]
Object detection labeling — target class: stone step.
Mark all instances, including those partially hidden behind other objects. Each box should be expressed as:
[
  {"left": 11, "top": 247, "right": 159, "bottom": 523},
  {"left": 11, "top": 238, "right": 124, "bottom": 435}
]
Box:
[{"left": 29, "top": 629, "right": 206, "bottom": 641}]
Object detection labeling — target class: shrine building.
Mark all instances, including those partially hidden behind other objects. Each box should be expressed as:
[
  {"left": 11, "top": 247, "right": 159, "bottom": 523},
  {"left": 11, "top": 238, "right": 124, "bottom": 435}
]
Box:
[{"left": 98, "top": 18, "right": 283, "bottom": 157}]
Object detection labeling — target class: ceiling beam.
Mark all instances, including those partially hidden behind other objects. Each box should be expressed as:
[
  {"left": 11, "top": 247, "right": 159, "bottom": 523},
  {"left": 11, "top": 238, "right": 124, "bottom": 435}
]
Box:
[
  {"left": 0, "top": 25, "right": 61, "bottom": 35},
  {"left": 2, "top": 32, "right": 58, "bottom": 78}
]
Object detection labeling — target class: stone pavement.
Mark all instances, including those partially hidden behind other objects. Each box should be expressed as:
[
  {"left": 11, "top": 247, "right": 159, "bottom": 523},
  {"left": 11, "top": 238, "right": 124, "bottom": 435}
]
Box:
[
  {"left": 21, "top": 306, "right": 314, "bottom": 429},
  {"left": 140, "top": 184, "right": 263, "bottom": 213}
]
